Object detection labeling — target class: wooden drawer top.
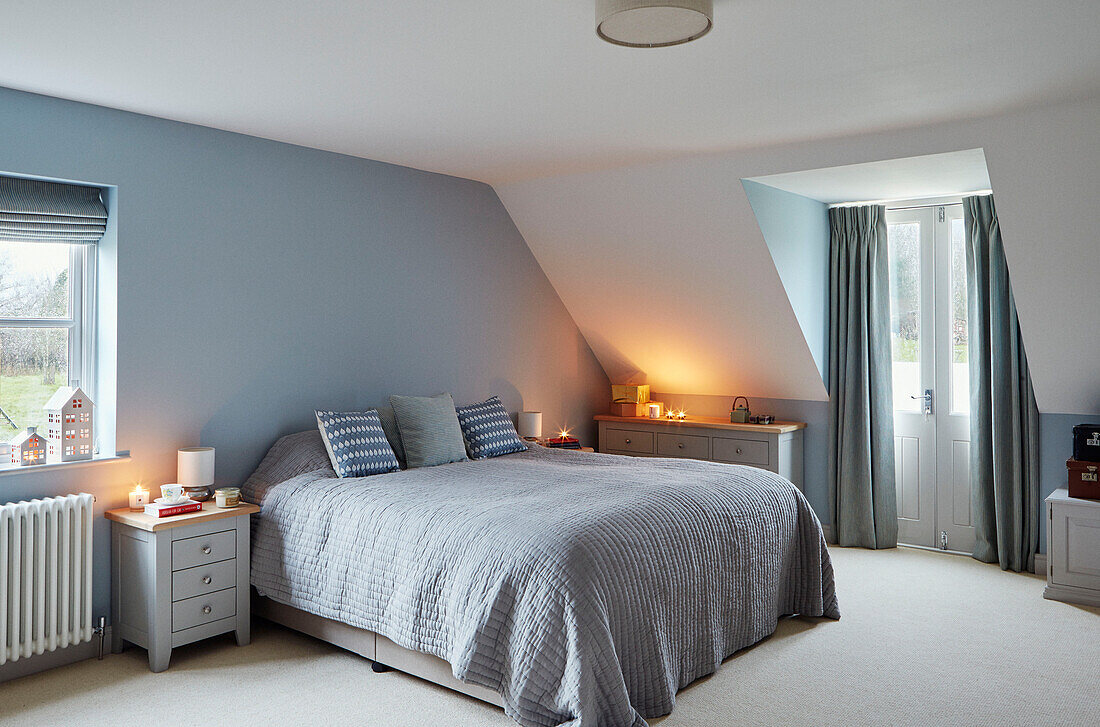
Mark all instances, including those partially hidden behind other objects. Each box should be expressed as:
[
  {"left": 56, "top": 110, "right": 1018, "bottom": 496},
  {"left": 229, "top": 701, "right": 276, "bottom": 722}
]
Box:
[
  {"left": 595, "top": 414, "right": 805, "bottom": 434},
  {"left": 105, "top": 501, "right": 259, "bottom": 532}
]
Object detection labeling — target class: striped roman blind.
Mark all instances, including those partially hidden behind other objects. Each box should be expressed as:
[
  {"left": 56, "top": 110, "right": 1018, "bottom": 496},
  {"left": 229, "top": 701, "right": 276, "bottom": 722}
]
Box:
[{"left": 0, "top": 175, "right": 107, "bottom": 245}]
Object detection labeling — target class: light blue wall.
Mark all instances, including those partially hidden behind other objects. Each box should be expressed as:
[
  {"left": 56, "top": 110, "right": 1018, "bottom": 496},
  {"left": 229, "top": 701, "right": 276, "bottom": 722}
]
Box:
[
  {"left": 741, "top": 180, "right": 830, "bottom": 384},
  {"left": 0, "top": 86, "right": 609, "bottom": 622}
]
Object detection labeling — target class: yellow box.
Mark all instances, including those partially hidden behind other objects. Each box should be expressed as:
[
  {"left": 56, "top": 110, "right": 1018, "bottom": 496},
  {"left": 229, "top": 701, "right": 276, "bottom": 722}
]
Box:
[{"left": 611, "top": 384, "right": 650, "bottom": 404}]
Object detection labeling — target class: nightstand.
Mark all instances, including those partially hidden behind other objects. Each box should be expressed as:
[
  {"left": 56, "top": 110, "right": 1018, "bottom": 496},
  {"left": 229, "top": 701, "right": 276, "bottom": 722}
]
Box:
[
  {"left": 106, "top": 501, "right": 260, "bottom": 672},
  {"left": 1044, "top": 489, "right": 1100, "bottom": 608}
]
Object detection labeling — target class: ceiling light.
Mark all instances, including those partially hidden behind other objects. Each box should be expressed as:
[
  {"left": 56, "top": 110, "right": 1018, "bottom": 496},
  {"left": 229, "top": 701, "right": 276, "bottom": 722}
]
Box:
[{"left": 596, "top": 0, "right": 713, "bottom": 48}]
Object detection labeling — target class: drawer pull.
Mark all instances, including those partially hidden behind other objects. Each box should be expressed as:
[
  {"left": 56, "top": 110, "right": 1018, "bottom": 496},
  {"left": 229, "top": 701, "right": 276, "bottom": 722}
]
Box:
[
  {"left": 202, "top": 605, "right": 212, "bottom": 615},
  {"left": 202, "top": 576, "right": 212, "bottom": 585},
  {"left": 736, "top": 448, "right": 743, "bottom": 455},
  {"left": 201, "top": 545, "right": 212, "bottom": 555},
  {"left": 625, "top": 438, "right": 631, "bottom": 444},
  {"left": 678, "top": 443, "right": 684, "bottom": 449}
]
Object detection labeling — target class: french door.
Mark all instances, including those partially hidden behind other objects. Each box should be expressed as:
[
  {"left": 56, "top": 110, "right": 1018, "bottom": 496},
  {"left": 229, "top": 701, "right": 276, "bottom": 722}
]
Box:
[{"left": 887, "top": 203, "right": 974, "bottom": 552}]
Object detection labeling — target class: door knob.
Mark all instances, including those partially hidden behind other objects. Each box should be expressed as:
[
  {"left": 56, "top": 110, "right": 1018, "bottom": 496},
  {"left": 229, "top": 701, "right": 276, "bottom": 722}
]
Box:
[
  {"left": 202, "top": 576, "right": 212, "bottom": 585},
  {"left": 202, "top": 605, "right": 212, "bottom": 615},
  {"left": 202, "top": 545, "right": 212, "bottom": 555}
]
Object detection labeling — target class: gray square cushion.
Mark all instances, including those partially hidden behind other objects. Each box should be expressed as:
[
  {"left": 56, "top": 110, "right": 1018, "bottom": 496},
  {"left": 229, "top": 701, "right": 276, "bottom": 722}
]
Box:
[
  {"left": 389, "top": 393, "right": 468, "bottom": 468},
  {"left": 375, "top": 405, "right": 407, "bottom": 468}
]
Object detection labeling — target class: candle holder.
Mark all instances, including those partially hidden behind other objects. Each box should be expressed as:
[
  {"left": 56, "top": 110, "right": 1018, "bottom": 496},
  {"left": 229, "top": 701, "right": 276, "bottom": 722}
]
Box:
[{"left": 128, "top": 486, "right": 149, "bottom": 512}]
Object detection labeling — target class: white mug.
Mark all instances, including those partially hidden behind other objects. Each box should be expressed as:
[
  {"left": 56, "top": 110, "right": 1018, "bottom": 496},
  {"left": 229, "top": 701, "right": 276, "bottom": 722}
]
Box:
[{"left": 160, "top": 483, "right": 185, "bottom": 504}]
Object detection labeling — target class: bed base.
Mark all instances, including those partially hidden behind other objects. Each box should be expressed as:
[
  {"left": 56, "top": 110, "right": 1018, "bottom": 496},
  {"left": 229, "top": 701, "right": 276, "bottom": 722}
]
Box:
[{"left": 253, "top": 594, "right": 504, "bottom": 708}]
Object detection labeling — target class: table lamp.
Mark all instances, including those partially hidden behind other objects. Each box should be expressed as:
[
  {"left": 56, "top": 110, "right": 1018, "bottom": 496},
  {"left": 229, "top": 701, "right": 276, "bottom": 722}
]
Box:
[
  {"left": 178, "top": 446, "right": 215, "bottom": 502},
  {"left": 518, "top": 412, "right": 542, "bottom": 441}
]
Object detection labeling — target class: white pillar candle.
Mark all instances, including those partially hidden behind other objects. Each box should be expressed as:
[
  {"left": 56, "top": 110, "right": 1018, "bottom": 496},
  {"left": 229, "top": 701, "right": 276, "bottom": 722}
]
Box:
[
  {"left": 178, "top": 447, "right": 215, "bottom": 486},
  {"left": 648, "top": 403, "right": 661, "bottom": 419}
]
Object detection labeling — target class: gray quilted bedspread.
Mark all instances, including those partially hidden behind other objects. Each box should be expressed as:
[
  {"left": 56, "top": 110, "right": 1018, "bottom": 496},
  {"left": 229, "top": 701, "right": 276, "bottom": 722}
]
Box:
[{"left": 243, "top": 431, "right": 839, "bottom": 727}]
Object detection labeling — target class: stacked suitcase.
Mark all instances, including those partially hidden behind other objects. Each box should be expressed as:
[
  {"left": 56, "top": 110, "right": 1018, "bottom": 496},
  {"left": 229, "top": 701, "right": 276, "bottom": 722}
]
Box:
[{"left": 1067, "top": 424, "right": 1100, "bottom": 499}]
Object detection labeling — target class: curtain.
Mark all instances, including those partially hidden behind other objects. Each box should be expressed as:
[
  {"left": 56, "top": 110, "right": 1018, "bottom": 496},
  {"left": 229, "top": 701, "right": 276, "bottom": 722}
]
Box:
[
  {"left": 0, "top": 175, "right": 107, "bottom": 244},
  {"left": 828, "top": 204, "right": 898, "bottom": 549},
  {"left": 965, "top": 194, "right": 1040, "bottom": 573}
]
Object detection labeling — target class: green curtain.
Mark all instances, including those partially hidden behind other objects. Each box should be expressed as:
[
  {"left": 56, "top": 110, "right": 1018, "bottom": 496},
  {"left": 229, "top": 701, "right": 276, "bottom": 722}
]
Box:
[
  {"left": 828, "top": 205, "right": 898, "bottom": 549},
  {"left": 964, "top": 195, "right": 1040, "bottom": 573}
]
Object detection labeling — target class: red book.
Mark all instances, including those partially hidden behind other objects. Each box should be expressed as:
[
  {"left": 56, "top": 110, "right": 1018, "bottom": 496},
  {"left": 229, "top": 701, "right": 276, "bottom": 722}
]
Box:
[{"left": 144, "top": 500, "right": 202, "bottom": 518}]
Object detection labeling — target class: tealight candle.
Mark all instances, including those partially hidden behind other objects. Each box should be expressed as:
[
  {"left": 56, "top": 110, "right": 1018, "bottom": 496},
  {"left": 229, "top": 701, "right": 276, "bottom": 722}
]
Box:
[{"left": 128, "top": 485, "right": 149, "bottom": 512}]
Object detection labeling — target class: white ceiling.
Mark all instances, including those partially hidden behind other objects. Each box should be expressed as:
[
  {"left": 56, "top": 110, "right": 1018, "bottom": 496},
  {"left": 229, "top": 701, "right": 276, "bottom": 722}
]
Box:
[
  {"left": 1, "top": 1, "right": 1098, "bottom": 184},
  {"left": 746, "top": 149, "right": 991, "bottom": 205}
]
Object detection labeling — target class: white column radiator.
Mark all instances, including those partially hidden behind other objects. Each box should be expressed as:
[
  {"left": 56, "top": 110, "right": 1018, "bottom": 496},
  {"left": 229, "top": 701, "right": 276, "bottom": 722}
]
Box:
[{"left": 0, "top": 493, "right": 95, "bottom": 665}]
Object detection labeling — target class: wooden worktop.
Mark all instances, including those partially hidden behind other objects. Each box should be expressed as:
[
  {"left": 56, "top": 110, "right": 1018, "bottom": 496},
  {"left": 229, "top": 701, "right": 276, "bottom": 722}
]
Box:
[
  {"left": 594, "top": 414, "right": 806, "bottom": 434},
  {"left": 105, "top": 500, "right": 260, "bottom": 532}
]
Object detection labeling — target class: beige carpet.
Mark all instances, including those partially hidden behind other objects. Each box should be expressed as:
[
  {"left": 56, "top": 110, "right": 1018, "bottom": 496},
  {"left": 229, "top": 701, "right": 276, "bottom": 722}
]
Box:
[{"left": 1, "top": 546, "right": 1097, "bottom": 727}]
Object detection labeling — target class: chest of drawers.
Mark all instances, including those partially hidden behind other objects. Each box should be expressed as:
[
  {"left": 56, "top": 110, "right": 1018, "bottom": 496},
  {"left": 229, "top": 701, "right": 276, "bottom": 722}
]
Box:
[
  {"left": 106, "top": 501, "right": 259, "bottom": 672},
  {"left": 595, "top": 415, "right": 806, "bottom": 491}
]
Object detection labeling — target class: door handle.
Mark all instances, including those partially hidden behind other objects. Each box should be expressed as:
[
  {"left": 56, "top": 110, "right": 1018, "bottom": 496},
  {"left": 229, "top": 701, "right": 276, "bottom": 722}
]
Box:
[{"left": 909, "top": 389, "right": 933, "bottom": 415}]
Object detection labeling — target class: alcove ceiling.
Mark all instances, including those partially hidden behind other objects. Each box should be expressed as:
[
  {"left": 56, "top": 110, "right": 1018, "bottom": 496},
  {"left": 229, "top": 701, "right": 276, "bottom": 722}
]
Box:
[{"left": 746, "top": 149, "right": 992, "bottom": 204}]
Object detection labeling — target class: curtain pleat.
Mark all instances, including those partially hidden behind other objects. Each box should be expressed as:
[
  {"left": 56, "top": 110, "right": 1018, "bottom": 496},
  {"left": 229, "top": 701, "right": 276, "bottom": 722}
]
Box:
[
  {"left": 0, "top": 176, "right": 107, "bottom": 244},
  {"left": 965, "top": 194, "right": 1040, "bottom": 573},
  {"left": 828, "top": 204, "right": 898, "bottom": 549}
]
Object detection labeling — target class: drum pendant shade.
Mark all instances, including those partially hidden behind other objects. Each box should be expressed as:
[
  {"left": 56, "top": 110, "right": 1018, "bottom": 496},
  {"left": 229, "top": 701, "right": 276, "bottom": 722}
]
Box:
[{"left": 596, "top": 0, "right": 713, "bottom": 48}]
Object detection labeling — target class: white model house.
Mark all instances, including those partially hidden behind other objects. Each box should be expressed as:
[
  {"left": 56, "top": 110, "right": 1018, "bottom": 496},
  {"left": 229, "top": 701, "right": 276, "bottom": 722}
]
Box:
[
  {"left": 11, "top": 426, "right": 46, "bottom": 466},
  {"left": 43, "top": 384, "right": 94, "bottom": 462}
]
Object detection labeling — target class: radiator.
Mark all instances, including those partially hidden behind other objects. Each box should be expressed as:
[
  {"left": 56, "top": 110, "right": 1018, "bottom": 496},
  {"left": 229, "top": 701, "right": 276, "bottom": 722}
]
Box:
[{"left": 0, "top": 493, "right": 95, "bottom": 665}]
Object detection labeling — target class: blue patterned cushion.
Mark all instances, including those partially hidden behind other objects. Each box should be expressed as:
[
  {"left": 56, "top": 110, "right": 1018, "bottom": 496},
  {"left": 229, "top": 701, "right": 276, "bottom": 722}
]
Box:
[
  {"left": 315, "top": 409, "right": 400, "bottom": 477},
  {"left": 455, "top": 396, "right": 528, "bottom": 459}
]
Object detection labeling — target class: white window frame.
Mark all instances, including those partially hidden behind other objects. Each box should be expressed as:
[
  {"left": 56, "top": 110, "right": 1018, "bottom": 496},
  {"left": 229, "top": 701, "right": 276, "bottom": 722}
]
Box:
[{"left": 0, "top": 244, "right": 97, "bottom": 441}]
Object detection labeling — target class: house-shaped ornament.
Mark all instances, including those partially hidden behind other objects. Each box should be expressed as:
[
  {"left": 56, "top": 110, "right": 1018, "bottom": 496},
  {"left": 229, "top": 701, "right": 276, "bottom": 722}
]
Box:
[
  {"left": 11, "top": 426, "right": 46, "bottom": 466},
  {"left": 43, "top": 383, "right": 94, "bottom": 462}
]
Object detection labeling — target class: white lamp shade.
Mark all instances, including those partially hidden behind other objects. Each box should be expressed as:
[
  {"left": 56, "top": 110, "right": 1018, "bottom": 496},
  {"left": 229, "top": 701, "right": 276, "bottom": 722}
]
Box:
[
  {"left": 597, "top": 0, "right": 713, "bottom": 47},
  {"left": 178, "top": 447, "right": 215, "bottom": 486},
  {"left": 518, "top": 411, "right": 543, "bottom": 439}
]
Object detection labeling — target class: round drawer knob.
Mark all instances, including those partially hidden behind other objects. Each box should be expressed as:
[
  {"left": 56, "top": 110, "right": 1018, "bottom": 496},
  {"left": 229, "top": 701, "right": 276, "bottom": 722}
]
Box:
[
  {"left": 202, "top": 545, "right": 212, "bottom": 554},
  {"left": 678, "top": 443, "right": 684, "bottom": 449},
  {"left": 202, "top": 605, "right": 212, "bottom": 615},
  {"left": 624, "top": 439, "right": 631, "bottom": 444},
  {"left": 736, "top": 448, "right": 743, "bottom": 455},
  {"left": 202, "top": 576, "right": 212, "bottom": 585}
]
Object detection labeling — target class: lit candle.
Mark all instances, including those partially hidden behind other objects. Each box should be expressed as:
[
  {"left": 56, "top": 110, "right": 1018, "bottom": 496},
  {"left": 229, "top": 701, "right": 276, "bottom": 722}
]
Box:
[
  {"left": 648, "top": 403, "right": 661, "bottom": 419},
  {"left": 677, "top": 409, "right": 687, "bottom": 420},
  {"left": 129, "top": 485, "right": 149, "bottom": 512}
]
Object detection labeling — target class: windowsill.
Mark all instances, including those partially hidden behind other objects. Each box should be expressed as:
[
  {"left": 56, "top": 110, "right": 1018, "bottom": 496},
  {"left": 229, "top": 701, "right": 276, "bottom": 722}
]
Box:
[{"left": 0, "top": 451, "right": 130, "bottom": 477}]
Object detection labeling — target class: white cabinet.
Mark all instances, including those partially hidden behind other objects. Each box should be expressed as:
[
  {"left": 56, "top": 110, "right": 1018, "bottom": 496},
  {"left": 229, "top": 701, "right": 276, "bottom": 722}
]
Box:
[
  {"left": 1044, "top": 488, "right": 1100, "bottom": 608},
  {"left": 595, "top": 415, "right": 805, "bottom": 492}
]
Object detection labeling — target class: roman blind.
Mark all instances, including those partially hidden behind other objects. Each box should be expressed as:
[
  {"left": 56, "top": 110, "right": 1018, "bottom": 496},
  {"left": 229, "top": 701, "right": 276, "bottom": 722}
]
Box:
[{"left": 0, "top": 175, "right": 107, "bottom": 245}]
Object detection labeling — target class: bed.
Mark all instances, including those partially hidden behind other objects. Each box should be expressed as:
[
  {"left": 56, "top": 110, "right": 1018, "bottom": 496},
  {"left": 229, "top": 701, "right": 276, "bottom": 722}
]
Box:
[{"left": 242, "top": 430, "right": 839, "bottom": 727}]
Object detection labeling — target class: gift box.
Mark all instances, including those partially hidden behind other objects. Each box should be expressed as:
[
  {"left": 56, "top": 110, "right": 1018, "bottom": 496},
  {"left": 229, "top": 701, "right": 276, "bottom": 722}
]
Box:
[
  {"left": 611, "top": 384, "right": 650, "bottom": 404},
  {"left": 610, "top": 401, "right": 647, "bottom": 417}
]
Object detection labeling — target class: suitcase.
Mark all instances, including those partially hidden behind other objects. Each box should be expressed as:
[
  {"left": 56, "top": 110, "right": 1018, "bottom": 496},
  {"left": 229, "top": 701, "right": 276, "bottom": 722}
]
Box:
[
  {"left": 1072, "top": 424, "right": 1100, "bottom": 461},
  {"left": 1067, "top": 459, "right": 1100, "bottom": 500}
]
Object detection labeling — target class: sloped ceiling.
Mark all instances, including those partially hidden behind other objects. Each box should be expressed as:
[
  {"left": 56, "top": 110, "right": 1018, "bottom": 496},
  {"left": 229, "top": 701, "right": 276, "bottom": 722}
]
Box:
[
  {"left": 497, "top": 98, "right": 1100, "bottom": 414},
  {"left": 0, "top": 2, "right": 1098, "bottom": 184}
]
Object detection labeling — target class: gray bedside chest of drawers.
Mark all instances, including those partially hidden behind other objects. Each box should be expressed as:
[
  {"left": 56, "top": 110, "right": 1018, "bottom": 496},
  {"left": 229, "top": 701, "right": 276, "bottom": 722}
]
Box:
[
  {"left": 106, "top": 501, "right": 260, "bottom": 672},
  {"left": 595, "top": 414, "right": 806, "bottom": 492}
]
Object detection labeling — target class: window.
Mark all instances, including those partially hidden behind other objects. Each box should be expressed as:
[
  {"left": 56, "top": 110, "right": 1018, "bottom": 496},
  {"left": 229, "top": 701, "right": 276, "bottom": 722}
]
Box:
[
  {"left": 0, "top": 175, "right": 105, "bottom": 456},
  {"left": 0, "top": 242, "right": 95, "bottom": 447}
]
